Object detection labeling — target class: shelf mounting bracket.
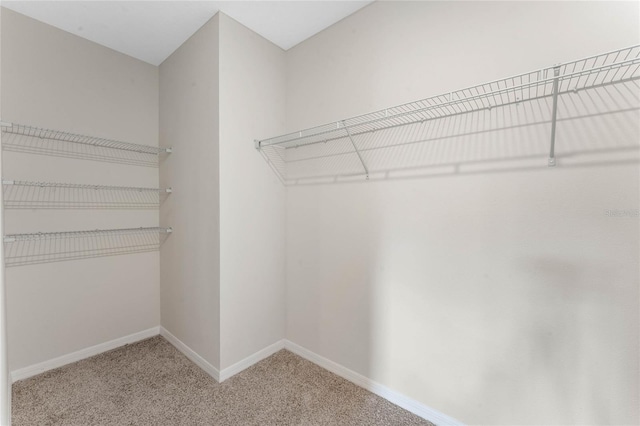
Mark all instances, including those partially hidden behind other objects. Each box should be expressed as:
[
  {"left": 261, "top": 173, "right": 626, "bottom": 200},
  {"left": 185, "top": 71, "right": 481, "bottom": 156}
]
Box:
[
  {"left": 548, "top": 66, "right": 561, "bottom": 167},
  {"left": 342, "top": 120, "right": 369, "bottom": 180}
]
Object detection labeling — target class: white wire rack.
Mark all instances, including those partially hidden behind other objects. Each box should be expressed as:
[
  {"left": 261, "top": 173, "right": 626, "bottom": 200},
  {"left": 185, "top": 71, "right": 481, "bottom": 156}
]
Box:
[
  {"left": 256, "top": 45, "right": 640, "bottom": 184},
  {"left": 2, "top": 180, "right": 171, "bottom": 209},
  {"left": 0, "top": 122, "right": 172, "bottom": 167},
  {"left": 3, "top": 227, "right": 172, "bottom": 267}
]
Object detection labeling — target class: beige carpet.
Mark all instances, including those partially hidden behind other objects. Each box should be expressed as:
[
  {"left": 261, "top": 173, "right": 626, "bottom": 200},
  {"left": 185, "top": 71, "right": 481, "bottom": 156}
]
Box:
[{"left": 12, "top": 336, "right": 433, "bottom": 425}]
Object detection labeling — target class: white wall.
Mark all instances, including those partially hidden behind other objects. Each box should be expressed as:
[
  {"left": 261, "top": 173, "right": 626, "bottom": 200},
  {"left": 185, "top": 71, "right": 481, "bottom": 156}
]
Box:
[
  {"left": 1, "top": 8, "right": 160, "bottom": 372},
  {"left": 159, "top": 15, "right": 220, "bottom": 369},
  {"left": 218, "top": 14, "right": 286, "bottom": 369},
  {"left": 285, "top": 2, "right": 640, "bottom": 424}
]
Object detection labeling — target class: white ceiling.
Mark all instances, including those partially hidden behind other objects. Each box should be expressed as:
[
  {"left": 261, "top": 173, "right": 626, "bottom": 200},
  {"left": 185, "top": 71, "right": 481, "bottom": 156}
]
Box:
[{"left": 1, "top": 1, "right": 372, "bottom": 66}]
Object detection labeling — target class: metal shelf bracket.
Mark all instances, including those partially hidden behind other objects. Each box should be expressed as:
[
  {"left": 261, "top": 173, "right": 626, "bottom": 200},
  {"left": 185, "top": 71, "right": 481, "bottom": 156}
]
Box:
[{"left": 342, "top": 120, "right": 369, "bottom": 180}]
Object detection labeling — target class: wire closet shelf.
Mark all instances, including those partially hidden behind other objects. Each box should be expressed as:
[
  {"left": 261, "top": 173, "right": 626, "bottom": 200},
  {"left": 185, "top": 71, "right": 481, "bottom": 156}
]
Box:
[
  {"left": 3, "top": 227, "right": 172, "bottom": 267},
  {"left": 255, "top": 45, "right": 640, "bottom": 184},
  {"left": 0, "top": 122, "right": 172, "bottom": 167},
  {"left": 2, "top": 180, "right": 172, "bottom": 209}
]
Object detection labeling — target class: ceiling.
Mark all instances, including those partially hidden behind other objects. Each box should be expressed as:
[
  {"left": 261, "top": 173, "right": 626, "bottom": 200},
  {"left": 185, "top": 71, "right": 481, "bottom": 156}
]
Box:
[{"left": 1, "top": 1, "right": 372, "bottom": 66}]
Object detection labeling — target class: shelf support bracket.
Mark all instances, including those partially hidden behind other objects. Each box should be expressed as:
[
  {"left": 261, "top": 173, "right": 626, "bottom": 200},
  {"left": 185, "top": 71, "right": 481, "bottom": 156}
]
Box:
[
  {"left": 548, "top": 66, "right": 561, "bottom": 167},
  {"left": 342, "top": 121, "right": 369, "bottom": 180}
]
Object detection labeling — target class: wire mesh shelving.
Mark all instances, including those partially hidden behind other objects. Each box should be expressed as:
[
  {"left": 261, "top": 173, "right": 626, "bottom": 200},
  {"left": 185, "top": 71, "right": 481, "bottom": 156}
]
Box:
[
  {"left": 1, "top": 122, "right": 174, "bottom": 266},
  {"left": 3, "top": 227, "right": 172, "bottom": 267},
  {"left": 255, "top": 45, "right": 640, "bottom": 184},
  {"left": 2, "top": 180, "right": 171, "bottom": 209},
  {"left": 0, "top": 122, "right": 172, "bottom": 167}
]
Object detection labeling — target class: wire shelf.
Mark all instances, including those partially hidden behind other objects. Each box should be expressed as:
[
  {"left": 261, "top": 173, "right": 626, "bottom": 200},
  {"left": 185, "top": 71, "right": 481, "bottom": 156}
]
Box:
[
  {"left": 256, "top": 45, "right": 640, "bottom": 183},
  {"left": 2, "top": 180, "right": 171, "bottom": 209},
  {"left": 3, "top": 227, "right": 172, "bottom": 267},
  {"left": 0, "top": 122, "right": 172, "bottom": 167}
]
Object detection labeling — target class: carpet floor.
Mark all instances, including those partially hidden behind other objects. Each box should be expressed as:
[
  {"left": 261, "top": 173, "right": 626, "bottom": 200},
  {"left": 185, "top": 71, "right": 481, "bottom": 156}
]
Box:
[{"left": 12, "top": 336, "right": 432, "bottom": 425}]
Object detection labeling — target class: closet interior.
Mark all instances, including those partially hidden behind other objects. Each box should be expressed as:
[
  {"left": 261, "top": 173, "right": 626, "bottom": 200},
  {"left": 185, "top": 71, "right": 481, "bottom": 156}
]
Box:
[{"left": 0, "top": 2, "right": 638, "bottom": 425}]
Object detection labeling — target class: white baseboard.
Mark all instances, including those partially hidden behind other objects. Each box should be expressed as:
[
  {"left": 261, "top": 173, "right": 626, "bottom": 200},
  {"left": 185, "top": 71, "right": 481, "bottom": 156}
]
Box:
[
  {"left": 284, "top": 340, "right": 464, "bottom": 426},
  {"left": 219, "top": 339, "right": 285, "bottom": 382},
  {"left": 11, "top": 326, "right": 160, "bottom": 383},
  {"left": 158, "top": 329, "right": 284, "bottom": 383},
  {"left": 9, "top": 328, "right": 461, "bottom": 425},
  {"left": 159, "top": 327, "right": 220, "bottom": 382}
]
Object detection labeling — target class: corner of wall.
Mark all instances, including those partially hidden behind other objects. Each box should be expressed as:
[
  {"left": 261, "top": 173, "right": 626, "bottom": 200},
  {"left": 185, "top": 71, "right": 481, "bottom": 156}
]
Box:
[{"left": 217, "top": 10, "right": 287, "bottom": 371}]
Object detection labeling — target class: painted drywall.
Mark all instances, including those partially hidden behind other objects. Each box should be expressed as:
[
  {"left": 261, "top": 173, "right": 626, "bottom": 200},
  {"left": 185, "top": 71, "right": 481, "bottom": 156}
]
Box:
[
  {"left": 1, "top": 8, "right": 160, "bottom": 372},
  {"left": 218, "top": 13, "right": 286, "bottom": 370},
  {"left": 285, "top": 1, "right": 640, "bottom": 424},
  {"left": 159, "top": 15, "right": 220, "bottom": 369},
  {"left": 0, "top": 6, "right": 10, "bottom": 424}
]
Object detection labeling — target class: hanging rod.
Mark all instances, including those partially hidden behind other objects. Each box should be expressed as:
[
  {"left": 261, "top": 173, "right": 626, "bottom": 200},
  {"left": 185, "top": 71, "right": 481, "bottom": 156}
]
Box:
[
  {"left": 2, "top": 179, "right": 171, "bottom": 209},
  {"left": 0, "top": 122, "right": 172, "bottom": 167},
  {"left": 255, "top": 45, "right": 640, "bottom": 182},
  {"left": 3, "top": 227, "right": 172, "bottom": 267}
]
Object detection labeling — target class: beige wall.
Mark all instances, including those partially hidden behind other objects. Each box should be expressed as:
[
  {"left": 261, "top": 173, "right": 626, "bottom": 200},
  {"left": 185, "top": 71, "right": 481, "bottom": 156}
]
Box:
[
  {"left": 159, "top": 15, "right": 220, "bottom": 368},
  {"left": 1, "top": 3, "right": 638, "bottom": 424},
  {"left": 1, "top": 8, "right": 160, "bottom": 372},
  {"left": 0, "top": 6, "right": 9, "bottom": 424},
  {"left": 218, "top": 14, "right": 286, "bottom": 369},
  {"left": 0, "top": 8, "right": 285, "bottom": 377},
  {"left": 285, "top": 2, "right": 639, "bottom": 424}
]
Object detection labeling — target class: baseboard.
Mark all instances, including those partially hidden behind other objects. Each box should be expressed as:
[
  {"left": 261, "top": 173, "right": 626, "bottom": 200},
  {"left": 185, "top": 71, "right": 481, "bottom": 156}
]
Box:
[
  {"left": 159, "top": 329, "right": 284, "bottom": 383},
  {"left": 11, "top": 326, "right": 160, "bottom": 383},
  {"left": 284, "top": 340, "right": 464, "bottom": 426},
  {"left": 159, "top": 327, "right": 220, "bottom": 382},
  {"left": 219, "top": 339, "right": 285, "bottom": 382},
  {"left": 9, "top": 328, "right": 461, "bottom": 425}
]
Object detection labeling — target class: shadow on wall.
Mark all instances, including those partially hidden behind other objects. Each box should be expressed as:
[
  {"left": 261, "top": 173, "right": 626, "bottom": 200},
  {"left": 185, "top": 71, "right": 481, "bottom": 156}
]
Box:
[
  {"left": 283, "top": 64, "right": 639, "bottom": 423},
  {"left": 473, "top": 255, "right": 639, "bottom": 423},
  {"left": 266, "top": 78, "right": 639, "bottom": 186}
]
